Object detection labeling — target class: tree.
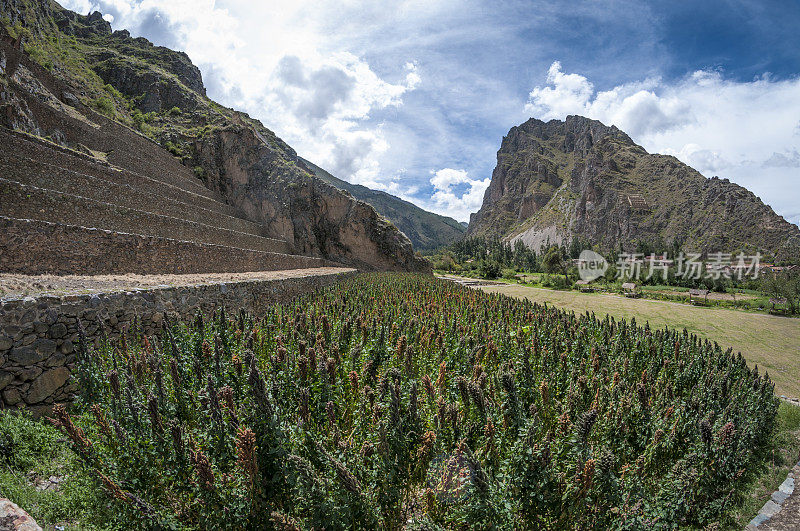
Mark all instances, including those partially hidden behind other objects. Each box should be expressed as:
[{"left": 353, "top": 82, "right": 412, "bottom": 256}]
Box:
[
  {"left": 542, "top": 247, "right": 568, "bottom": 284},
  {"left": 761, "top": 271, "right": 799, "bottom": 314},
  {"left": 479, "top": 260, "right": 501, "bottom": 280},
  {"left": 604, "top": 263, "right": 618, "bottom": 282}
]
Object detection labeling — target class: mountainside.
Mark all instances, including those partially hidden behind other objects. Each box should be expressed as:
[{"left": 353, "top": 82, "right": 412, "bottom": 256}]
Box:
[
  {"left": 0, "top": 0, "right": 429, "bottom": 272},
  {"left": 300, "top": 158, "right": 465, "bottom": 251},
  {"left": 468, "top": 115, "right": 800, "bottom": 259}
]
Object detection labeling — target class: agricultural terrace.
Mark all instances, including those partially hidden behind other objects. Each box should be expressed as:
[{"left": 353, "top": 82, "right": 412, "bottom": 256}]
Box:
[{"left": 49, "top": 273, "right": 777, "bottom": 529}]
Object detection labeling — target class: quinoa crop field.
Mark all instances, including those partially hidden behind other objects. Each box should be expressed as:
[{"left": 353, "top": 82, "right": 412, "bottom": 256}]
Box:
[
  {"left": 49, "top": 273, "right": 779, "bottom": 529},
  {"left": 475, "top": 282, "right": 800, "bottom": 399}
]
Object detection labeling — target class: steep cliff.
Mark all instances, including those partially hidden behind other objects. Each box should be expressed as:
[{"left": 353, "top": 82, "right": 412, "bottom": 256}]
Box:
[
  {"left": 189, "top": 123, "right": 426, "bottom": 270},
  {"left": 301, "top": 158, "right": 466, "bottom": 251},
  {"left": 468, "top": 115, "right": 800, "bottom": 259},
  {"left": 0, "top": 0, "right": 429, "bottom": 272}
]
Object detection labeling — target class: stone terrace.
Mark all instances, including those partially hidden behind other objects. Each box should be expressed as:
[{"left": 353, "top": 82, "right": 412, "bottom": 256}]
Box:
[
  {"left": 0, "top": 268, "right": 356, "bottom": 413},
  {"left": 0, "top": 34, "right": 363, "bottom": 413},
  {"left": 0, "top": 128, "right": 323, "bottom": 270}
]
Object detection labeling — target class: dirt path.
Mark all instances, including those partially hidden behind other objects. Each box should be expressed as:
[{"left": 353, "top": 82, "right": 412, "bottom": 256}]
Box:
[
  {"left": 448, "top": 279, "right": 800, "bottom": 399},
  {"left": 0, "top": 268, "right": 356, "bottom": 299}
]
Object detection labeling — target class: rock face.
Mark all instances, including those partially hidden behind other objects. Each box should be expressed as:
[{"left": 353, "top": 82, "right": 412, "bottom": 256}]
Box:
[
  {"left": 91, "top": 52, "right": 202, "bottom": 113},
  {"left": 0, "top": 498, "right": 42, "bottom": 531},
  {"left": 191, "top": 123, "right": 429, "bottom": 271},
  {"left": 469, "top": 115, "right": 800, "bottom": 259},
  {"left": 301, "top": 158, "right": 466, "bottom": 252}
]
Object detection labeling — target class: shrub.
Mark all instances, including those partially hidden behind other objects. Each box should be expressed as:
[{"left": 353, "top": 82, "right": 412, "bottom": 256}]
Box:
[
  {"left": 93, "top": 97, "right": 115, "bottom": 117},
  {"left": 0, "top": 412, "right": 115, "bottom": 527},
  {"left": 163, "top": 140, "right": 184, "bottom": 157}
]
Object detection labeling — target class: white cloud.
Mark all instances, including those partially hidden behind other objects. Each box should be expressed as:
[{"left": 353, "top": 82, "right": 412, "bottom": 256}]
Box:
[
  {"left": 526, "top": 61, "right": 595, "bottom": 120},
  {"left": 762, "top": 149, "right": 800, "bottom": 168},
  {"left": 426, "top": 168, "right": 490, "bottom": 222},
  {"left": 526, "top": 61, "right": 691, "bottom": 138},
  {"left": 526, "top": 61, "right": 800, "bottom": 226},
  {"left": 60, "top": 0, "right": 420, "bottom": 189},
  {"left": 404, "top": 62, "right": 421, "bottom": 90}
]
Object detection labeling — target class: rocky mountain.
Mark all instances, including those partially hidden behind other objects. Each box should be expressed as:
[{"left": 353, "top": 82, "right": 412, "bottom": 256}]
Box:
[
  {"left": 300, "top": 158, "right": 465, "bottom": 252},
  {"left": 0, "top": 0, "right": 429, "bottom": 272},
  {"left": 468, "top": 115, "right": 800, "bottom": 260}
]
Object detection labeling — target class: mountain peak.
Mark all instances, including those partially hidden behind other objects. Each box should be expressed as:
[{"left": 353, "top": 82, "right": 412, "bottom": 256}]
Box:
[
  {"left": 469, "top": 117, "right": 800, "bottom": 259},
  {"left": 507, "top": 115, "right": 633, "bottom": 159}
]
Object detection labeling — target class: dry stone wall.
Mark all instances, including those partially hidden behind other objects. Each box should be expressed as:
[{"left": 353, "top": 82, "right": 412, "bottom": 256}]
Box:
[
  {"left": 0, "top": 269, "right": 356, "bottom": 413},
  {"left": 0, "top": 217, "right": 334, "bottom": 275},
  {"left": 0, "top": 180, "right": 288, "bottom": 254}
]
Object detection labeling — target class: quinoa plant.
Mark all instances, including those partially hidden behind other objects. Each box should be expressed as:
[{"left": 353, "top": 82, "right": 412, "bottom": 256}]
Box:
[{"left": 55, "top": 273, "right": 778, "bottom": 529}]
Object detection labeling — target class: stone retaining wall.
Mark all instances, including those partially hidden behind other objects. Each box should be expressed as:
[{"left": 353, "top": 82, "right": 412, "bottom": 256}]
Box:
[
  {"left": 0, "top": 129, "right": 237, "bottom": 216},
  {"left": 0, "top": 269, "right": 356, "bottom": 413},
  {"left": 0, "top": 179, "right": 288, "bottom": 253},
  {"left": 0, "top": 152, "right": 266, "bottom": 237},
  {"left": 0, "top": 217, "right": 331, "bottom": 275}
]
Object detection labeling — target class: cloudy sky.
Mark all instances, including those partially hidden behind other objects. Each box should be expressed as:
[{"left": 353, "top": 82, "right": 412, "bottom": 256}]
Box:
[{"left": 62, "top": 0, "right": 800, "bottom": 225}]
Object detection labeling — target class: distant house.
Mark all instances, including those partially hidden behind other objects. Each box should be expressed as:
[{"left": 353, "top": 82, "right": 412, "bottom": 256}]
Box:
[
  {"left": 769, "top": 297, "right": 788, "bottom": 312},
  {"left": 575, "top": 279, "right": 593, "bottom": 292},
  {"left": 622, "top": 282, "right": 639, "bottom": 297},
  {"left": 764, "top": 265, "right": 798, "bottom": 274},
  {"left": 689, "top": 288, "right": 709, "bottom": 305}
]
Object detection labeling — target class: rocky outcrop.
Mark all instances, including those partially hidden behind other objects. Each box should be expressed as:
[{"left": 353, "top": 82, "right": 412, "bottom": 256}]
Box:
[
  {"left": 54, "top": 9, "right": 112, "bottom": 37},
  {"left": 469, "top": 116, "right": 632, "bottom": 240},
  {"left": 469, "top": 115, "right": 800, "bottom": 259},
  {"left": 192, "top": 122, "right": 430, "bottom": 272},
  {"left": 302, "top": 158, "right": 466, "bottom": 252},
  {"left": 91, "top": 52, "right": 201, "bottom": 112},
  {"left": 0, "top": 0, "right": 58, "bottom": 37},
  {"left": 101, "top": 31, "right": 207, "bottom": 97},
  {"left": 0, "top": 498, "right": 41, "bottom": 531}
]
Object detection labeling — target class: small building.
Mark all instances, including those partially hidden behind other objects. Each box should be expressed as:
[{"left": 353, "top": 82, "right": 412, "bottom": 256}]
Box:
[
  {"left": 689, "top": 288, "right": 709, "bottom": 305},
  {"left": 622, "top": 282, "right": 639, "bottom": 297},
  {"left": 769, "top": 297, "right": 788, "bottom": 313},
  {"left": 575, "top": 279, "right": 594, "bottom": 292},
  {"left": 764, "top": 265, "right": 798, "bottom": 274}
]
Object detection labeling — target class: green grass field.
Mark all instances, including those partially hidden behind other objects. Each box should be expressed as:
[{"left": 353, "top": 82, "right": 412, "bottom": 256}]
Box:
[{"left": 475, "top": 282, "right": 800, "bottom": 398}]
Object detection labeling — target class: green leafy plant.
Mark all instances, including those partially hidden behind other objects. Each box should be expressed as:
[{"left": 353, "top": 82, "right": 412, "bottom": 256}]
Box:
[{"left": 92, "top": 96, "right": 115, "bottom": 117}]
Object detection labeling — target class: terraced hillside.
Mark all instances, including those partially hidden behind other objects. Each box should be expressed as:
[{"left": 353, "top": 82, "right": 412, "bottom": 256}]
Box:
[
  {"left": 0, "top": 1, "right": 430, "bottom": 275},
  {"left": 0, "top": 127, "right": 331, "bottom": 275}
]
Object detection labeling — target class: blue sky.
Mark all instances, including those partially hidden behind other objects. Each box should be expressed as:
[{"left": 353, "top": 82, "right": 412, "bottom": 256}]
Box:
[{"left": 63, "top": 0, "right": 800, "bottom": 224}]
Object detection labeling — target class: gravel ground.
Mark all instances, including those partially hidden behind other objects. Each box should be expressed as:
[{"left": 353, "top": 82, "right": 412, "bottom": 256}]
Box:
[{"left": 0, "top": 267, "right": 356, "bottom": 299}]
